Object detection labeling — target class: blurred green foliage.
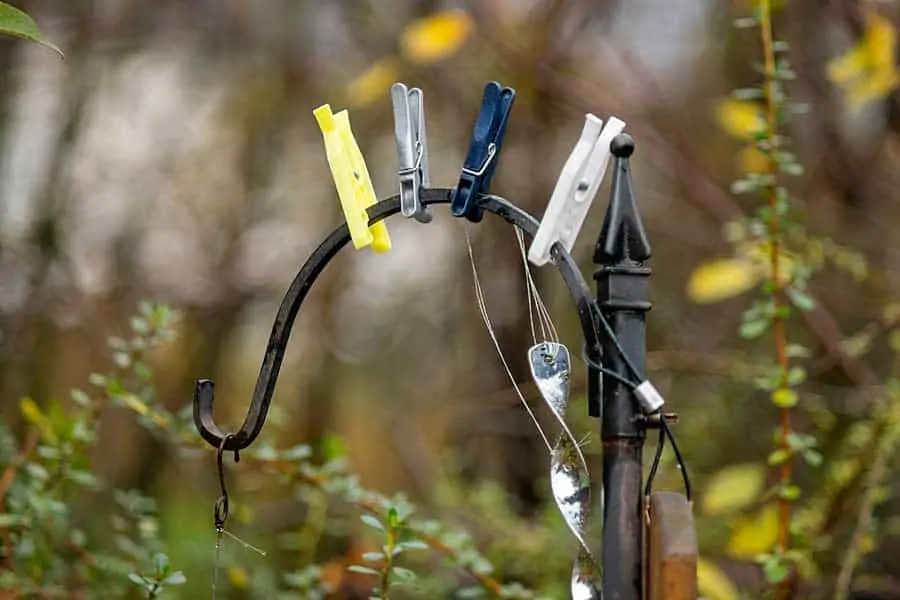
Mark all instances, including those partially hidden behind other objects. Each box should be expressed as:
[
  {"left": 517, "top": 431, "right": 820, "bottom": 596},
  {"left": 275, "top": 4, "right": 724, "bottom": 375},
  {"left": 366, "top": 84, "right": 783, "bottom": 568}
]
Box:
[{"left": 1, "top": 1, "right": 900, "bottom": 598}]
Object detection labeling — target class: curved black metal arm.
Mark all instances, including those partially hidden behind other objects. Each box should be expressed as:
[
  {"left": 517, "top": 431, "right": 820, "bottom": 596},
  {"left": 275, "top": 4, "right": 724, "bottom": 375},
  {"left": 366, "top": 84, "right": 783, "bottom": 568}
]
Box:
[{"left": 193, "top": 188, "right": 600, "bottom": 453}]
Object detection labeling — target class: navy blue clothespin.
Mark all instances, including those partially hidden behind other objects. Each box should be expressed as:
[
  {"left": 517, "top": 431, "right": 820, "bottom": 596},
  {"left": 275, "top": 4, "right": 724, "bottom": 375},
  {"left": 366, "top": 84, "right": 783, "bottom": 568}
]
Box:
[{"left": 450, "top": 81, "right": 516, "bottom": 222}]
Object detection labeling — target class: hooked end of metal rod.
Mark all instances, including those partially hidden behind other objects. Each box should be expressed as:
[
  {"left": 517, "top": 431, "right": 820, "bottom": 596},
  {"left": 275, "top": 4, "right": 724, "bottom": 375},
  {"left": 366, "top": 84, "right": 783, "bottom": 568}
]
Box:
[{"left": 193, "top": 379, "right": 245, "bottom": 453}]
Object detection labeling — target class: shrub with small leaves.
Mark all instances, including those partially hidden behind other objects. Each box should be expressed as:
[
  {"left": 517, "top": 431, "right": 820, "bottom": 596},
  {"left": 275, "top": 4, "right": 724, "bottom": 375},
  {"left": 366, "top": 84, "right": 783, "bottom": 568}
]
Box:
[
  {"left": 350, "top": 502, "right": 428, "bottom": 599},
  {"left": 128, "top": 553, "right": 186, "bottom": 598},
  {"left": 0, "top": 302, "right": 185, "bottom": 598}
]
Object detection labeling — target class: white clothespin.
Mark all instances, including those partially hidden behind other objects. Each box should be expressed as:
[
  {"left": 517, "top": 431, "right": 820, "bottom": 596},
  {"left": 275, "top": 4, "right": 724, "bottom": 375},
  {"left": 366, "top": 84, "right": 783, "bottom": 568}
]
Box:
[
  {"left": 527, "top": 114, "right": 626, "bottom": 266},
  {"left": 391, "top": 82, "right": 432, "bottom": 223}
]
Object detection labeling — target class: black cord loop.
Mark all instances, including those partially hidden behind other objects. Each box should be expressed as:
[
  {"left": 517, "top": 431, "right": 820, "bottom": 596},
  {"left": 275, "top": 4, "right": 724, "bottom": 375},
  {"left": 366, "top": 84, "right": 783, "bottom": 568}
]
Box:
[{"left": 583, "top": 301, "right": 692, "bottom": 501}]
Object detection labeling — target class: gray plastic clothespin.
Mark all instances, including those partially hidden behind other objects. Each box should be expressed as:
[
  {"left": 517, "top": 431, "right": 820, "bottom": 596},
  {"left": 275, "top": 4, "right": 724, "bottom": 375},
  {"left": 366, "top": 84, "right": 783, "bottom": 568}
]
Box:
[{"left": 391, "top": 82, "right": 432, "bottom": 223}]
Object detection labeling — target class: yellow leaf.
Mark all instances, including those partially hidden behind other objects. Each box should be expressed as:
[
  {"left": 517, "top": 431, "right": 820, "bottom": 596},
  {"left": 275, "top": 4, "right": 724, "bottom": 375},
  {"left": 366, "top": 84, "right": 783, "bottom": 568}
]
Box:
[
  {"left": 228, "top": 565, "right": 249, "bottom": 589},
  {"left": 847, "top": 69, "right": 900, "bottom": 112},
  {"left": 702, "top": 462, "right": 766, "bottom": 516},
  {"left": 715, "top": 99, "right": 765, "bottom": 140},
  {"left": 734, "top": 0, "right": 787, "bottom": 10},
  {"left": 151, "top": 411, "right": 170, "bottom": 428},
  {"left": 400, "top": 9, "right": 474, "bottom": 64},
  {"left": 19, "top": 397, "right": 56, "bottom": 444},
  {"left": 889, "top": 330, "right": 900, "bottom": 355},
  {"left": 859, "top": 531, "right": 876, "bottom": 554},
  {"left": 828, "top": 40, "right": 870, "bottom": 86},
  {"left": 686, "top": 258, "right": 764, "bottom": 304},
  {"left": 727, "top": 503, "right": 780, "bottom": 558},
  {"left": 827, "top": 11, "right": 900, "bottom": 109},
  {"left": 739, "top": 145, "right": 769, "bottom": 173},
  {"left": 881, "top": 302, "right": 900, "bottom": 325},
  {"left": 123, "top": 394, "right": 149, "bottom": 416},
  {"left": 345, "top": 58, "right": 399, "bottom": 109},
  {"left": 697, "top": 557, "right": 740, "bottom": 600}
]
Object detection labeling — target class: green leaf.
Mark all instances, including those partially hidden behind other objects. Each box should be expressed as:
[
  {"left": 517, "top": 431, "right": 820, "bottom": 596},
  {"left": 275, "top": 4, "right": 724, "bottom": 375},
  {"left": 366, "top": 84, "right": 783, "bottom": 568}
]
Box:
[
  {"left": 771, "top": 388, "right": 798, "bottom": 408},
  {"left": 128, "top": 573, "right": 151, "bottom": 590},
  {"left": 0, "top": 2, "right": 62, "bottom": 56},
  {"left": 740, "top": 318, "right": 768, "bottom": 340},
  {"left": 130, "top": 316, "right": 149, "bottom": 335},
  {"left": 66, "top": 469, "right": 101, "bottom": 488},
  {"left": 786, "top": 287, "right": 815, "bottom": 310},
  {"left": 360, "top": 514, "right": 385, "bottom": 532},
  {"left": 113, "top": 351, "right": 132, "bottom": 369},
  {"left": 362, "top": 552, "right": 385, "bottom": 562},
  {"left": 397, "top": 539, "right": 428, "bottom": 551},
  {"left": 803, "top": 449, "right": 823, "bottom": 467},
  {"left": 787, "top": 366, "right": 806, "bottom": 386},
  {"left": 780, "top": 161, "right": 804, "bottom": 176},
  {"left": 390, "top": 566, "right": 416, "bottom": 582},
  {"left": 773, "top": 40, "right": 790, "bottom": 52},
  {"left": 730, "top": 178, "right": 759, "bottom": 195},
  {"left": 0, "top": 514, "right": 29, "bottom": 527},
  {"left": 767, "top": 449, "right": 790, "bottom": 466},
  {"left": 281, "top": 444, "right": 312, "bottom": 461},
  {"left": 779, "top": 483, "right": 801, "bottom": 500},
  {"left": 163, "top": 571, "right": 186, "bottom": 586},
  {"left": 785, "top": 344, "right": 811, "bottom": 358},
  {"left": 762, "top": 558, "right": 790, "bottom": 584},
  {"left": 70, "top": 388, "right": 93, "bottom": 407},
  {"left": 347, "top": 565, "right": 380, "bottom": 576},
  {"left": 733, "top": 17, "right": 759, "bottom": 29},
  {"left": 732, "top": 87, "right": 765, "bottom": 100},
  {"left": 153, "top": 552, "right": 169, "bottom": 575},
  {"left": 785, "top": 432, "right": 816, "bottom": 450},
  {"left": 321, "top": 434, "right": 348, "bottom": 460}
]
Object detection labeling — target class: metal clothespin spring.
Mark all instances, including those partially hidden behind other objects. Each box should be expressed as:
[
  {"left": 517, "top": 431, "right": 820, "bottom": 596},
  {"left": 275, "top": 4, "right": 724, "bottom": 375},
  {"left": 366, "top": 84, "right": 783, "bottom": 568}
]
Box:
[{"left": 460, "top": 143, "right": 497, "bottom": 177}]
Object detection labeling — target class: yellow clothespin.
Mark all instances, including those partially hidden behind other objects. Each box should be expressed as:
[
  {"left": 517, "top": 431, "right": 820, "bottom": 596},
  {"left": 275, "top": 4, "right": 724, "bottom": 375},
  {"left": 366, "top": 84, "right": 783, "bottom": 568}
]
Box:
[{"left": 313, "top": 104, "right": 391, "bottom": 253}]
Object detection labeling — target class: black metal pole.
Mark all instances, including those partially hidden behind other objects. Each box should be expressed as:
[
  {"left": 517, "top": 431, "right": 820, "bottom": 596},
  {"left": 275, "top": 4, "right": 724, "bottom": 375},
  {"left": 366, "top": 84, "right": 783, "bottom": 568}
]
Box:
[{"left": 594, "top": 134, "right": 652, "bottom": 600}]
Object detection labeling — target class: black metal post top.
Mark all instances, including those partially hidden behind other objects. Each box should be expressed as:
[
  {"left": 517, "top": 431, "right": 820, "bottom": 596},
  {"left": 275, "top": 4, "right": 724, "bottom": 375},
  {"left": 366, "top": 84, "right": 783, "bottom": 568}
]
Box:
[
  {"left": 594, "top": 134, "right": 652, "bottom": 313},
  {"left": 193, "top": 188, "right": 602, "bottom": 453},
  {"left": 594, "top": 134, "right": 650, "bottom": 268}
]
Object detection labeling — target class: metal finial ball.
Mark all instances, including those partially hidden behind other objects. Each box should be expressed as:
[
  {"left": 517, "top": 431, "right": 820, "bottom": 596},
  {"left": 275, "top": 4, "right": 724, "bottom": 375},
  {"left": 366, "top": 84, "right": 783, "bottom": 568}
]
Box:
[{"left": 610, "top": 133, "right": 635, "bottom": 158}]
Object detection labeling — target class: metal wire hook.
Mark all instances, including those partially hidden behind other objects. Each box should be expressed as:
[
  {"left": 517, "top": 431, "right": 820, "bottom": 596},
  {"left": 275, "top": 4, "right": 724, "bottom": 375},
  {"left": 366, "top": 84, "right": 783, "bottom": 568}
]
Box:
[{"left": 214, "top": 433, "right": 238, "bottom": 531}]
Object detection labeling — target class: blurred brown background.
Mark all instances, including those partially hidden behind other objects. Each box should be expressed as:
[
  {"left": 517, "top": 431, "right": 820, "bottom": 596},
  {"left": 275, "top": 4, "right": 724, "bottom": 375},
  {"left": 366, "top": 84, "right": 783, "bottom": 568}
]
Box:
[{"left": 1, "top": 0, "right": 899, "bottom": 597}]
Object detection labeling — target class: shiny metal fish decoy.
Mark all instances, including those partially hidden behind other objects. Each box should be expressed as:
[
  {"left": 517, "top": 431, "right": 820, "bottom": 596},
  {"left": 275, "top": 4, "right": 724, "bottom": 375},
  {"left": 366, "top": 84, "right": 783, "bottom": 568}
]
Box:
[{"left": 529, "top": 341, "right": 602, "bottom": 600}]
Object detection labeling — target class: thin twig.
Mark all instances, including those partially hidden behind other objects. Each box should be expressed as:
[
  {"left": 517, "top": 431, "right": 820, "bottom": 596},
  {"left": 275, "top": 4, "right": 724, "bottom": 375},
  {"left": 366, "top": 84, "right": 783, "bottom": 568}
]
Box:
[
  {"left": 833, "top": 402, "right": 900, "bottom": 600},
  {"left": 0, "top": 430, "right": 41, "bottom": 507},
  {"left": 760, "top": 2, "right": 797, "bottom": 596}
]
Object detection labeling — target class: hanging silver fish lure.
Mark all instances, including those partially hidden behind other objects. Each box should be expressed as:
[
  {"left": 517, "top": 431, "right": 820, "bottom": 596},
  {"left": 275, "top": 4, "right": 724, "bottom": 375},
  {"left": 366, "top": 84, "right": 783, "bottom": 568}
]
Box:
[{"left": 528, "top": 341, "right": 602, "bottom": 600}]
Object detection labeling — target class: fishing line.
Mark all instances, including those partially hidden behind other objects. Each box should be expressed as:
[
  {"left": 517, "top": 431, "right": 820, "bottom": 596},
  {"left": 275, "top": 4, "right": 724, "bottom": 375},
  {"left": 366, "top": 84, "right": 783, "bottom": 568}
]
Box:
[
  {"left": 212, "top": 435, "right": 265, "bottom": 599},
  {"left": 515, "top": 226, "right": 559, "bottom": 347},
  {"left": 464, "top": 225, "right": 553, "bottom": 453}
]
